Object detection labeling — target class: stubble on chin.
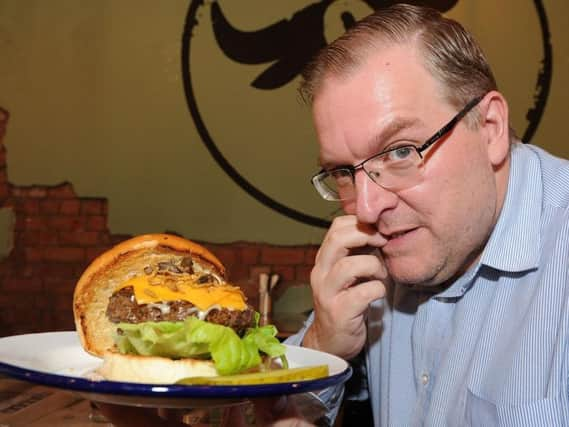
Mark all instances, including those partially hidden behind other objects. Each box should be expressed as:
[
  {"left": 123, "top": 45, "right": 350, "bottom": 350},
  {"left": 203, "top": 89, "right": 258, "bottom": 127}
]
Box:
[{"left": 383, "top": 251, "right": 448, "bottom": 288}]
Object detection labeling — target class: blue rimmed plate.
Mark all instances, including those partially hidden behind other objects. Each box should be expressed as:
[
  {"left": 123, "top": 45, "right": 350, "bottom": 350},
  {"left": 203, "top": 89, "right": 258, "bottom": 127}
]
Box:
[{"left": 0, "top": 331, "right": 352, "bottom": 408}]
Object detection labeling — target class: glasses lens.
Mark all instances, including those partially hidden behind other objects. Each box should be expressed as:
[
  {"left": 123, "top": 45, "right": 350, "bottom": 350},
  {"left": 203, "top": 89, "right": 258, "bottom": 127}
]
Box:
[
  {"left": 313, "top": 169, "right": 354, "bottom": 201},
  {"left": 312, "top": 146, "right": 424, "bottom": 201},
  {"left": 365, "top": 146, "right": 423, "bottom": 188}
]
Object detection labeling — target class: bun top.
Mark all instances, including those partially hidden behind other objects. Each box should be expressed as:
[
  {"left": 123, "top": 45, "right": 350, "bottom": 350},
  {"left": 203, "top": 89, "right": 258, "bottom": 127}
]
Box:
[{"left": 73, "top": 233, "right": 229, "bottom": 357}]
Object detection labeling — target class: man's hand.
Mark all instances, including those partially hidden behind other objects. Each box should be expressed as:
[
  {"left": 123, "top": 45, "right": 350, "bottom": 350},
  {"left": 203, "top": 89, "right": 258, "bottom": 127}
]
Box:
[{"left": 303, "top": 215, "right": 388, "bottom": 359}]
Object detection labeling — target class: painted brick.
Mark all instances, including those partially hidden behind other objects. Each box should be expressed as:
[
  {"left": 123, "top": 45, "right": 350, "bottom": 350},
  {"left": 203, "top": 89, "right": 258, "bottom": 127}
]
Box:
[
  {"left": 39, "top": 199, "right": 61, "bottom": 214},
  {"left": 48, "top": 216, "right": 85, "bottom": 231},
  {"left": 16, "top": 264, "right": 36, "bottom": 278},
  {"left": 86, "top": 215, "right": 107, "bottom": 231},
  {"left": 210, "top": 246, "right": 237, "bottom": 266},
  {"left": 226, "top": 262, "right": 248, "bottom": 282},
  {"left": 86, "top": 246, "right": 111, "bottom": 262},
  {"left": 1, "top": 193, "right": 318, "bottom": 338},
  {"left": 44, "top": 247, "right": 85, "bottom": 263},
  {"left": 97, "top": 232, "right": 111, "bottom": 245},
  {"left": 3, "top": 277, "right": 43, "bottom": 292},
  {"left": 59, "top": 280, "right": 78, "bottom": 293},
  {"left": 0, "top": 294, "right": 19, "bottom": 307},
  {"left": 47, "top": 183, "right": 76, "bottom": 198},
  {"left": 74, "top": 263, "right": 91, "bottom": 276},
  {"left": 9, "top": 308, "right": 42, "bottom": 328},
  {"left": 261, "top": 246, "right": 305, "bottom": 265},
  {"left": 0, "top": 309, "right": 17, "bottom": 326},
  {"left": 24, "top": 247, "right": 44, "bottom": 262},
  {"left": 59, "top": 231, "right": 100, "bottom": 246},
  {"left": 296, "top": 265, "right": 313, "bottom": 283},
  {"left": 27, "top": 187, "right": 47, "bottom": 198},
  {"left": 18, "top": 230, "right": 58, "bottom": 246},
  {"left": 272, "top": 265, "right": 295, "bottom": 282},
  {"left": 37, "top": 311, "right": 52, "bottom": 330},
  {"left": 10, "top": 188, "right": 26, "bottom": 198},
  {"left": 14, "top": 230, "right": 34, "bottom": 246},
  {"left": 239, "top": 282, "right": 258, "bottom": 305},
  {"left": 0, "top": 266, "right": 11, "bottom": 278},
  {"left": 60, "top": 199, "right": 80, "bottom": 215},
  {"left": 44, "top": 278, "right": 76, "bottom": 294},
  {"left": 13, "top": 215, "right": 25, "bottom": 231},
  {"left": 54, "top": 294, "right": 74, "bottom": 310},
  {"left": 40, "top": 262, "right": 79, "bottom": 279},
  {"left": 33, "top": 294, "right": 51, "bottom": 309},
  {"left": 0, "top": 261, "right": 12, "bottom": 274},
  {"left": 304, "top": 247, "right": 319, "bottom": 264},
  {"left": 239, "top": 244, "right": 260, "bottom": 265},
  {"left": 81, "top": 199, "right": 105, "bottom": 215},
  {"left": 20, "top": 199, "right": 40, "bottom": 215},
  {"left": 53, "top": 310, "right": 75, "bottom": 329},
  {"left": 23, "top": 216, "right": 48, "bottom": 231},
  {"left": 0, "top": 185, "right": 9, "bottom": 200},
  {"left": 1, "top": 198, "right": 14, "bottom": 208},
  {"left": 39, "top": 230, "right": 60, "bottom": 245}
]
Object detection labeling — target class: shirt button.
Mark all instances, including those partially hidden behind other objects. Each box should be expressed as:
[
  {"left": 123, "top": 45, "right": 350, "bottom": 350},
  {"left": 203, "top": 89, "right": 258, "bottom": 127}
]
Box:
[{"left": 421, "top": 373, "right": 429, "bottom": 385}]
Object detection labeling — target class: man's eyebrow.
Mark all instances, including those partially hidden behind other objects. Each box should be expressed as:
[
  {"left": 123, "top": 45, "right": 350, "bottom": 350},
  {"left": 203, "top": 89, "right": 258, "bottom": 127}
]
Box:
[
  {"left": 367, "top": 116, "right": 424, "bottom": 153},
  {"left": 317, "top": 116, "right": 424, "bottom": 170}
]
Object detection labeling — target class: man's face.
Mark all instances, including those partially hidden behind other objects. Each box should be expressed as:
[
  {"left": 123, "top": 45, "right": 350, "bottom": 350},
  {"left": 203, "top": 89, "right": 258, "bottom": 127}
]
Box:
[{"left": 312, "top": 43, "right": 503, "bottom": 286}]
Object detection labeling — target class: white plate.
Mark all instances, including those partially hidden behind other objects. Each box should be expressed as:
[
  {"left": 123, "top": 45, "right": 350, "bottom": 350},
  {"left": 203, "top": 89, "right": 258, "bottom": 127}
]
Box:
[{"left": 0, "top": 331, "right": 351, "bottom": 408}]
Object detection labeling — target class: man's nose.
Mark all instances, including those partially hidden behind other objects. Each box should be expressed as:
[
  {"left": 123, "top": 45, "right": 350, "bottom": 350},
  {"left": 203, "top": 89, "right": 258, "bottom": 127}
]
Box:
[{"left": 354, "top": 170, "right": 398, "bottom": 223}]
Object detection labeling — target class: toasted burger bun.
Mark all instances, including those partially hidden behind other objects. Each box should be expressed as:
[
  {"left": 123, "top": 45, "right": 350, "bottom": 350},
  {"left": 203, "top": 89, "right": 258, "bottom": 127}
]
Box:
[
  {"left": 98, "top": 352, "right": 218, "bottom": 384},
  {"left": 73, "top": 233, "right": 233, "bottom": 382}
]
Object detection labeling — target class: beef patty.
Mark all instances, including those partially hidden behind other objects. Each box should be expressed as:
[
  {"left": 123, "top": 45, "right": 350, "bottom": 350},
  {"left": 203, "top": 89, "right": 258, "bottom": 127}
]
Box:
[{"left": 106, "top": 286, "right": 255, "bottom": 336}]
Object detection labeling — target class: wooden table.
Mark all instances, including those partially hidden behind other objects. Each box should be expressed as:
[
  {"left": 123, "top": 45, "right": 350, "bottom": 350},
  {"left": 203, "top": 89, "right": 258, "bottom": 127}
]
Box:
[
  {"left": 0, "top": 376, "right": 106, "bottom": 426},
  {"left": 0, "top": 377, "right": 232, "bottom": 427}
]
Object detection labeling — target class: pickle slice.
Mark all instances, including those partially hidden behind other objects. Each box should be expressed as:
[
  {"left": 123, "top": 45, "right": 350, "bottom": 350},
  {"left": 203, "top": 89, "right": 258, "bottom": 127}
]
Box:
[{"left": 177, "top": 365, "right": 329, "bottom": 385}]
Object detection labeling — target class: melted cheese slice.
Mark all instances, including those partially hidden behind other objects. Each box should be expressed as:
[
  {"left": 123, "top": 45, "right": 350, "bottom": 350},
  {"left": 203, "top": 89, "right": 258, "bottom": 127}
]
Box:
[{"left": 117, "top": 276, "right": 247, "bottom": 311}]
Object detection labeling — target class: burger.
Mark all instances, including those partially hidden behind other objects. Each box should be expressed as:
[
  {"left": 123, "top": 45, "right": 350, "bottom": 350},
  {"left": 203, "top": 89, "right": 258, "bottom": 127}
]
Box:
[{"left": 73, "top": 233, "right": 286, "bottom": 384}]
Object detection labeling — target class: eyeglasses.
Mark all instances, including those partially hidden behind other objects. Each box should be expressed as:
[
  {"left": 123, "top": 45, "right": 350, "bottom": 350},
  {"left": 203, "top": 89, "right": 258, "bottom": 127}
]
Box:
[{"left": 311, "top": 95, "right": 484, "bottom": 201}]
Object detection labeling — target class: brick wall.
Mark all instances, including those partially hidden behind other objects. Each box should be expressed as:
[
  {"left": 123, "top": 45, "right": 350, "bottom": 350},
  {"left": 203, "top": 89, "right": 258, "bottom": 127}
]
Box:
[
  {"left": 0, "top": 108, "right": 318, "bottom": 337},
  {"left": 201, "top": 241, "right": 318, "bottom": 309}
]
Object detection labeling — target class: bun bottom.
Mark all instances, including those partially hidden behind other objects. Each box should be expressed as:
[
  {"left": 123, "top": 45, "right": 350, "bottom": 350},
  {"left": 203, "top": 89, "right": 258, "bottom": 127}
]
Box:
[{"left": 98, "top": 352, "right": 218, "bottom": 384}]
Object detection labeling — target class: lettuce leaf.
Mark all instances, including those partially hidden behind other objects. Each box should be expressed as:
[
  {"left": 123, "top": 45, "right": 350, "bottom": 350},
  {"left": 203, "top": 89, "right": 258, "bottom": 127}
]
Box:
[{"left": 114, "top": 316, "right": 286, "bottom": 375}]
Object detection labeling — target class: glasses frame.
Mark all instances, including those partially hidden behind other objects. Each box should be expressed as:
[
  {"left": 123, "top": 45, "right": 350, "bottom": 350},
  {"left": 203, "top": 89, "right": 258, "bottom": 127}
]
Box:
[{"left": 311, "top": 95, "right": 484, "bottom": 201}]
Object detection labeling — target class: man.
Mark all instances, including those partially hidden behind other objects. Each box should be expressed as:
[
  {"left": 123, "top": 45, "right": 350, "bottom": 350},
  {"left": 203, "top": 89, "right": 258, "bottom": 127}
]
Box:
[
  {"left": 285, "top": 3, "right": 569, "bottom": 426},
  {"left": 95, "top": 4, "right": 567, "bottom": 427}
]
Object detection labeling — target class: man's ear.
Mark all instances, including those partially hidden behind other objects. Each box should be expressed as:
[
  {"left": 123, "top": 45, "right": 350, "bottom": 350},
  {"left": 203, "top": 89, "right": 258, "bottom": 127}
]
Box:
[{"left": 480, "top": 90, "right": 510, "bottom": 167}]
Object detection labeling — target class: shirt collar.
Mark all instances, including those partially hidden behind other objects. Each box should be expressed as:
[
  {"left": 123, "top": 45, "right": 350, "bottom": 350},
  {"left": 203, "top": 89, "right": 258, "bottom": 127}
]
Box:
[
  {"left": 480, "top": 143, "right": 541, "bottom": 272},
  {"left": 435, "top": 143, "right": 541, "bottom": 300}
]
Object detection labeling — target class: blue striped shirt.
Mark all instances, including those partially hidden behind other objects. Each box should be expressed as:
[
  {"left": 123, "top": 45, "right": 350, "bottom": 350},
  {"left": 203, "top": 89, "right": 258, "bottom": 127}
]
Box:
[{"left": 287, "top": 142, "right": 569, "bottom": 426}]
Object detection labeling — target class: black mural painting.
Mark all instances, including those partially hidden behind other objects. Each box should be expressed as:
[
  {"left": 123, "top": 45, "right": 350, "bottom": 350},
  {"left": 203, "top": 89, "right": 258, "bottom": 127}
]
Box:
[
  {"left": 211, "top": 1, "right": 458, "bottom": 90},
  {"left": 182, "top": 0, "right": 552, "bottom": 229}
]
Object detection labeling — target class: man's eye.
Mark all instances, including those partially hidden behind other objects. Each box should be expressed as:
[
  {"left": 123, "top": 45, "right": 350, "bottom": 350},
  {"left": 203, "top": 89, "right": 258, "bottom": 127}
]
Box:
[
  {"left": 331, "top": 169, "right": 353, "bottom": 185},
  {"left": 386, "top": 146, "right": 414, "bottom": 161}
]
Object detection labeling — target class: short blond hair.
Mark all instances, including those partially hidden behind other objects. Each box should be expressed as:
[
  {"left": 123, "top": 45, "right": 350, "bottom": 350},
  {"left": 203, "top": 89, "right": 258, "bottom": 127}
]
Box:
[{"left": 299, "top": 4, "right": 497, "bottom": 127}]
